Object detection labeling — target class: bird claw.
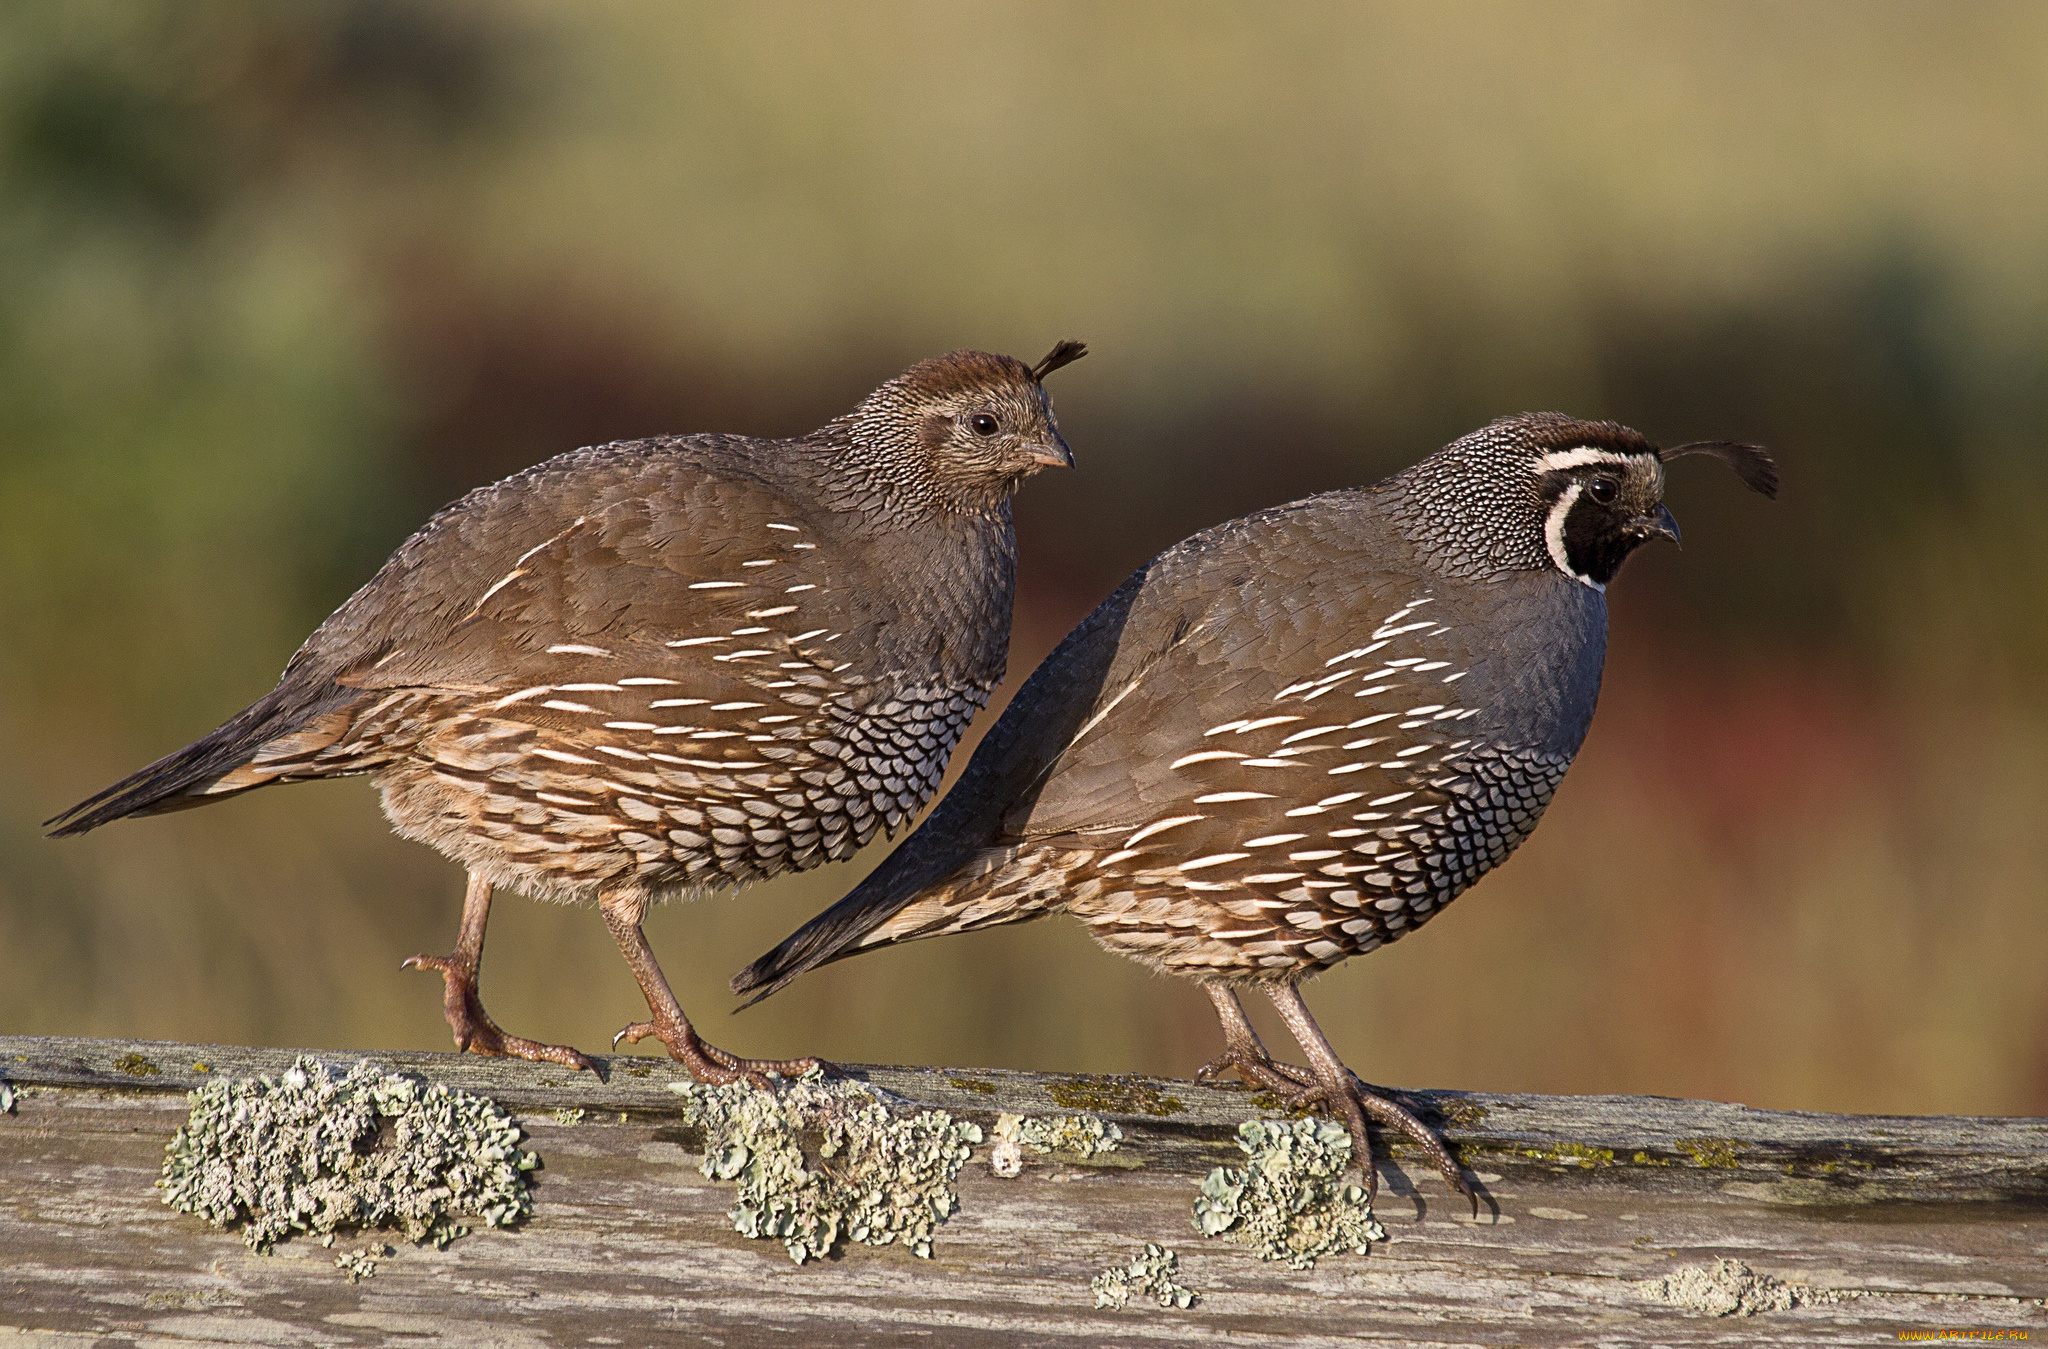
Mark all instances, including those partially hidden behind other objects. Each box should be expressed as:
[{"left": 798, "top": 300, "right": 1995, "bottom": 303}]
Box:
[
  {"left": 611, "top": 1020, "right": 657, "bottom": 1049},
  {"left": 1201, "top": 1032, "right": 1469, "bottom": 1211},
  {"left": 404, "top": 953, "right": 596, "bottom": 1072},
  {"left": 1197, "top": 1043, "right": 1321, "bottom": 1095},
  {"left": 610, "top": 1014, "right": 826, "bottom": 1089},
  {"left": 1309, "top": 1073, "right": 1473, "bottom": 1213}
]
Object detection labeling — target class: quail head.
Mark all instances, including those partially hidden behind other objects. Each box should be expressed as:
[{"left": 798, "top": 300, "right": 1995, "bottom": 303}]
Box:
[
  {"left": 49, "top": 340, "right": 1089, "bottom": 1084},
  {"left": 734, "top": 412, "right": 1775, "bottom": 1192}
]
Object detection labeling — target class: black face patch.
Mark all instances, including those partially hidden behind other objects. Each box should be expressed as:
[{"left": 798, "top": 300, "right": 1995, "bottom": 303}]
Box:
[
  {"left": 1535, "top": 452, "right": 1670, "bottom": 588},
  {"left": 1560, "top": 485, "right": 1650, "bottom": 586}
]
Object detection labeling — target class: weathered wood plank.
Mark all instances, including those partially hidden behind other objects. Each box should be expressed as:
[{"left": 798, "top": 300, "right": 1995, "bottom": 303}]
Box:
[{"left": 2, "top": 1035, "right": 2044, "bottom": 1346}]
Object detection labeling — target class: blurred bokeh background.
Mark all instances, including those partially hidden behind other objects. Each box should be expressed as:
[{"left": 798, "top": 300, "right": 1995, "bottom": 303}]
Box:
[{"left": 5, "top": 1, "right": 2046, "bottom": 1118}]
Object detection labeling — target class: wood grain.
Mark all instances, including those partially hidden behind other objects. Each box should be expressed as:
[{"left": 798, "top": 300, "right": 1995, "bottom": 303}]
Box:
[{"left": 2, "top": 1034, "right": 2044, "bottom": 1346}]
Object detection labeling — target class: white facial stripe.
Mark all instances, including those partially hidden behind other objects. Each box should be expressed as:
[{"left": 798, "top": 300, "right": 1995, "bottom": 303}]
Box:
[
  {"left": 1544, "top": 481, "right": 1604, "bottom": 591},
  {"left": 1534, "top": 446, "right": 1642, "bottom": 475}
]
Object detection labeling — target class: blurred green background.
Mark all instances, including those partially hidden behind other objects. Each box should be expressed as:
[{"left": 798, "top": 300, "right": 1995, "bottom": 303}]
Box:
[{"left": 5, "top": 1, "right": 2046, "bottom": 1117}]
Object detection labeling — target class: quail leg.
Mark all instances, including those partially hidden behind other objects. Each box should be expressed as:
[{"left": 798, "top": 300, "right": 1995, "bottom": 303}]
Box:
[
  {"left": 1195, "top": 984, "right": 1321, "bottom": 1093},
  {"left": 599, "top": 893, "right": 823, "bottom": 1089},
  {"left": 404, "top": 872, "right": 597, "bottom": 1072},
  {"left": 1265, "top": 983, "right": 1472, "bottom": 1210}
]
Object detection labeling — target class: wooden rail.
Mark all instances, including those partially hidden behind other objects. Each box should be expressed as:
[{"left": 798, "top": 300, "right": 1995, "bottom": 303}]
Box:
[{"left": 2, "top": 1034, "right": 2044, "bottom": 1346}]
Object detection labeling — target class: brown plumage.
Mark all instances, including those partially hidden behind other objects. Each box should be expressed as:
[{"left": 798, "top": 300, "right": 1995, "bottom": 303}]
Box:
[
  {"left": 49, "top": 342, "right": 1086, "bottom": 1084},
  {"left": 736, "top": 413, "right": 1774, "bottom": 1194}
]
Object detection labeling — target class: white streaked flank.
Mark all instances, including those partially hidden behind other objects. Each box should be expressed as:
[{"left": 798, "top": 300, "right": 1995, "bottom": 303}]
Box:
[
  {"left": 1170, "top": 750, "right": 1247, "bottom": 769},
  {"left": 1125, "top": 814, "right": 1204, "bottom": 847},
  {"left": 531, "top": 747, "right": 601, "bottom": 766},
  {"left": 1178, "top": 853, "right": 1250, "bottom": 873},
  {"left": 1244, "top": 833, "right": 1307, "bottom": 847}
]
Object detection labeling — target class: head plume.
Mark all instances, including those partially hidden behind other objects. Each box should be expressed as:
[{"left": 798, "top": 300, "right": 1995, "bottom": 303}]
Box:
[
  {"left": 1659, "top": 440, "right": 1778, "bottom": 498},
  {"left": 1030, "top": 340, "right": 1088, "bottom": 383}
]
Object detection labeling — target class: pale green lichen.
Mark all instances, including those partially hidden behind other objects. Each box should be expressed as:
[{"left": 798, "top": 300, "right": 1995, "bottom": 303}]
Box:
[
  {"left": 668, "top": 1073, "right": 982, "bottom": 1264},
  {"left": 1192, "top": 1117, "right": 1384, "bottom": 1269},
  {"left": 988, "top": 1110, "right": 1122, "bottom": 1176},
  {"left": 1092, "top": 1243, "right": 1198, "bottom": 1310},
  {"left": 158, "top": 1055, "right": 538, "bottom": 1254},
  {"left": 334, "top": 1243, "right": 391, "bottom": 1283},
  {"left": 998, "top": 1112, "right": 1122, "bottom": 1156},
  {"left": 1638, "top": 1258, "right": 1843, "bottom": 1316},
  {"left": 552, "top": 1107, "right": 586, "bottom": 1126}
]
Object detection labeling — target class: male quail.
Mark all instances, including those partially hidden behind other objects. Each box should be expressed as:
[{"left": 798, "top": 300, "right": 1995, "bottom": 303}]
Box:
[
  {"left": 734, "top": 413, "right": 1775, "bottom": 1194},
  {"left": 49, "top": 341, "right": 1088, "bottom": 1084}
]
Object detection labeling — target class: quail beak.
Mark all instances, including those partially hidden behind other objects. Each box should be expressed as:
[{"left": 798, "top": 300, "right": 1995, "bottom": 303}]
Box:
[
  {"left": 1025, "top": 432, "right": 1076, "bottom": 471},
  {"left": 1637, "top": 503, "right": 1682, "bottom": 547}
]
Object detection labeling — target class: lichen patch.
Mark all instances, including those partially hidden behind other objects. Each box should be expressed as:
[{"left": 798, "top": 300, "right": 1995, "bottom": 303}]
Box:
[
  {"left": 1677, "top": 1136, "right": 1746, "bottom": 1168},
  {"left": 112, "top": 1051, "right": 160, "bottom": 1077},
  {"left": 334, "top": 1243, "right": 392, "bottom": 1283},
  {"left": 989, "top": 1110, "right": 1123, "bottom": 1177},
  {"left": 668, "top": 1073, "right": 982, "bottom": 1264},
  {"left": 1192, "top": 1117, "right": 1384, "bottom": 1269},
  {"left": 1638, "top": 1258, "right": 1842, "bottom": 1316},
  {"left": 1092, "top": 1243, "right": 1198, "bottom": 1310},
  {"left": 1522, "top": 1141, "right": 1615, "bottom": 1168},
  {"left": 1425, "top": 1095, "right": 1488, "bottom": 1128},
  {"left": 157, "top": 1055, "right": 538, "bottom": 1255},
  {"left": 1045, "top": 1074, "right": 1183, "bottom": 1116}
]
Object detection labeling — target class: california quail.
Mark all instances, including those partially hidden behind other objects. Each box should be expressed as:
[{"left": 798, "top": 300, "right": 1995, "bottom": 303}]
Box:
[
  {"left": 734, "top": 413, "right": 1775, "bottom": 1193},
  {"left": 49, "top": 341, "right": 1088, "bottom": 1085}
]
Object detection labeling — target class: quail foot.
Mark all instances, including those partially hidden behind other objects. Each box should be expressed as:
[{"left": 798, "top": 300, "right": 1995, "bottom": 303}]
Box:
[
  {"left": 735, "top": 413, "right": 1774, "bottom": 1183},
  {"left": 50, "top": 341, "right": 1088, "bottom": 1085}
]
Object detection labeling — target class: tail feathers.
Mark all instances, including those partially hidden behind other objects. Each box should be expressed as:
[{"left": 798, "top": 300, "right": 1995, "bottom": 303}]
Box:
[
  {"left": 731, "top": 844, "right": 1025, "bottom": 1007},
  {"left": 45, "top": 684, "right": 362, "bottom": 837}
]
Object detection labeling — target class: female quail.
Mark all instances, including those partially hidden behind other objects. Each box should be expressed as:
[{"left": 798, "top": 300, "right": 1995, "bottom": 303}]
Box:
[
  {"left": 50, "top": 342, "right": 1088, "bottom": 1084},
  {"left": 734, "top": 413, "right": 1775, "bottom": 1193}
]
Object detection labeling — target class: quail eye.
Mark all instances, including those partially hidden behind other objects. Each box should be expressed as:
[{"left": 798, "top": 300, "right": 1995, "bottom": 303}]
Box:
[
  {"left": 968, "top": 413, "right": 1000, "bottom": 437},
  {"left": 1587, "top": 477, "right": 1619, "bottom": 505}
]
